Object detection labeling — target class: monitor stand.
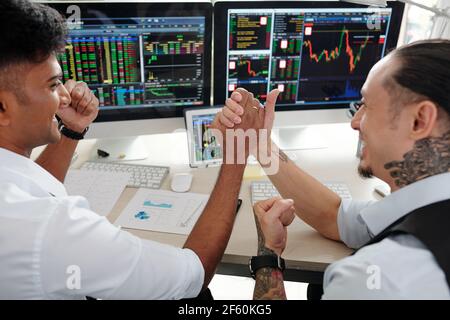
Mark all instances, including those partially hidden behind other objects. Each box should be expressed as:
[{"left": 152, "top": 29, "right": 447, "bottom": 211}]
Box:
[
  {"left": 271, "top": 125, "right": 328, "bottom": 151},
  {"left": 89, "top": 136, "right": 149, "bottom": 161}
]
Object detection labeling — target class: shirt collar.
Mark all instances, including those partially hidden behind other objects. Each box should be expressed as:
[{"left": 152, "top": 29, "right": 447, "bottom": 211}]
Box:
[
  {"left": 0, "top": 147, "right": 67, "bottom": 197},
  {"left": 360, "top": 172, "right": 450, "bottom": 236}
]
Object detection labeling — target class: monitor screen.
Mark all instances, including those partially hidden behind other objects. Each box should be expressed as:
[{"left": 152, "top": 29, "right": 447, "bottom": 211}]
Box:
[
  {"left": 44, "top": 1, "right": 212, "bottom": 122},
  {"left": 213, "top": 1, "right": 404, "bottom": 111}
]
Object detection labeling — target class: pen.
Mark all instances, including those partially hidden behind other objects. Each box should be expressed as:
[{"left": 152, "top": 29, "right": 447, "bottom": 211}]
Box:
[{"left": 236, "top": 199, "right": 242, "bottom": 215}]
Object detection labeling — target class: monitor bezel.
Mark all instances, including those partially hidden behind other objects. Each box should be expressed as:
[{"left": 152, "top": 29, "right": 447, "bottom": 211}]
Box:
[
  {"left": 212, "top": 0, "right": 405, "bottom": 111},
  {"left": 45, "top": 1, "right": 213, "bottom": 123}
]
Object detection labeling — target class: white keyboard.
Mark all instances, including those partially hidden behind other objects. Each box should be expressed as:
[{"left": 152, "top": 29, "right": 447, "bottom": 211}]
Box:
[
  {"left": 80, "top": 161, "right": 169, "bottom": 189},
  {"left": 251, "top": 180, "right": 352, "bottom": 204}
]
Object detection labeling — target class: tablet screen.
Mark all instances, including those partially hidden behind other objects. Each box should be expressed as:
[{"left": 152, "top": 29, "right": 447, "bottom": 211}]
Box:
[{"left": 191, "top": 113, "right": 223, "bottom": 164}]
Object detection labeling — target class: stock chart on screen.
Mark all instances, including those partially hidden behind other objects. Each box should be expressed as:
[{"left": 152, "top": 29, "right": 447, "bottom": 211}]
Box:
[
  {"left": 225, "top": 8, "right": 392, "bottom": 107},
  {"left": 58, "top": 17, "right": 206, "bottom": 110}
]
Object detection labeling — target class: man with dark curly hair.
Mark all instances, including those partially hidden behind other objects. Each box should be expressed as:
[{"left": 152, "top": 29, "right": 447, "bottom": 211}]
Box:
[{"left": 0, "top": 0, "right": 245, "bottom": 300}]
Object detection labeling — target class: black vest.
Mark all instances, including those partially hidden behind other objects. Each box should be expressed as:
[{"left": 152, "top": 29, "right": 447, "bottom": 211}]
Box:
[
  {"left": 361, "top": 199, "right": 450, "bottom": 288},
  {"left": 308, "top": 199, "right": 450, "bottom": 300}
]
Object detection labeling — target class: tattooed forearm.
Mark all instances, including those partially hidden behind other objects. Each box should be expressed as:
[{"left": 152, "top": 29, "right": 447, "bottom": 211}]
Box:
[
  {"left": 255, "top": 215, "right": 275, "bottom": 256},
  {"left": 273, "top": 148, "right": 289, "bottom": 163},
  {"left": 260, "top": 147, "right": 289, "bottom": 168},
  {"left": 253, "top": 214, "right": 287, "bottom": 300},
  {"left": 253, "top": 267, "right": 287, "bottom": 300},
  {"left": 385, "top": 130, "right": 450, "bottom": 187}
]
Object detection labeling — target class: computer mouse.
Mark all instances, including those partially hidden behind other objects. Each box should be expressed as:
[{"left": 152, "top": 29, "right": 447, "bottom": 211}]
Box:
[{"left": 171, "top": 173, "right": 193, "bottom": 193}]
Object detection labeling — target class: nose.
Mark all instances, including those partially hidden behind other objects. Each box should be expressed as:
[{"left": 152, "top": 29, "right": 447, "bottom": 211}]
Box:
[
  {"left": 351, "top": 106, "right": 364, "bottom": 131},
  {"left": 58, "top": 82, "right": 71, "bottom": 108}
]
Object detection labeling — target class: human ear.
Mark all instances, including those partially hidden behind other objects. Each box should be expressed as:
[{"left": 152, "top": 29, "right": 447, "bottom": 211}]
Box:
[
  {"left": 410, "top": 101, "right": 438, "bottom": 140},
  {"left": 0, "top": 92, "right": 12, "bottom": 127}
]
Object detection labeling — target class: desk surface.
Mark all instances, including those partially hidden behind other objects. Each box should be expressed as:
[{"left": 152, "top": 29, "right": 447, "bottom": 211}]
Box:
[{"left": 61, "top": 122, "right": 385, "bottom": 280}]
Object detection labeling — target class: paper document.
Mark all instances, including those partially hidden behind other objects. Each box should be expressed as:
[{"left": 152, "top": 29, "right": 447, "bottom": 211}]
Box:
[
  {"left": 114, "top": 189, "right": 209, "bottom": 235},
  {"left": 64, "top": 169, "right": 130, "bottom": 217}
]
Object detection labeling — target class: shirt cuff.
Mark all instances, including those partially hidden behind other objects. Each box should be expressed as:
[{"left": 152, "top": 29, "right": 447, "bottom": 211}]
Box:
[{"left": 337, "top": 199, "right": 375, "bottom": 249}]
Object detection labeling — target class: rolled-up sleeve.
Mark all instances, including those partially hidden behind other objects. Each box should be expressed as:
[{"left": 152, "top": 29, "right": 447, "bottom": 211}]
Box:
[
  {"left": 40, "top": 196, "right": 204, "bottom": 299},
  {"left": 337, "top": 199, "right": 376, "bottom": 249}
]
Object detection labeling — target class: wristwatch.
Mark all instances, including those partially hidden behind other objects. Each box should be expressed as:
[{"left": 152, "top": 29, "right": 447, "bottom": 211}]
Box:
[
  {"left": 59, "top": 121, "right": 89, "bottom": 140},
  {"left": 249, "top": 254, "right": 285, "bottom": 279}
]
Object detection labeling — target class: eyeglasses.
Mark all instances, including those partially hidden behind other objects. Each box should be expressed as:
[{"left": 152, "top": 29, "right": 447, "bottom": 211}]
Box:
[{"left": 347, "top": 100, "right": 363, "bottom": 118}]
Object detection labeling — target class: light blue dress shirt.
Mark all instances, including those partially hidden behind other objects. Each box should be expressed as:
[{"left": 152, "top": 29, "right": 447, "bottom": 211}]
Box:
[{"left": 322, "top": 172, "right": 450, "bottom": 299}]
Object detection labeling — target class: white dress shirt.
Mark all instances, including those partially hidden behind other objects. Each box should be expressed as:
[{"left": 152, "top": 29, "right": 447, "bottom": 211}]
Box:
[
  {"left": 0, "top": 147, "right": 204, "bottom": 300},
  {"left": 323, "top": 172, "right": 450, "bottom": 299}
]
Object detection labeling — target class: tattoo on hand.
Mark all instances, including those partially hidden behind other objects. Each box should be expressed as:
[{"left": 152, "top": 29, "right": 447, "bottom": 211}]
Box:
[
  {"left": 274, "top": 149, "right": 289, "bottom": 163},
  {"left": 254, "top": 214, "right": 275, "bottom": 256},
  {"left": 385, "top": 130, "right": 450, "bottom": 187},
  {"left": 253, "top": 214, "right": 287, "bottom": 300}
]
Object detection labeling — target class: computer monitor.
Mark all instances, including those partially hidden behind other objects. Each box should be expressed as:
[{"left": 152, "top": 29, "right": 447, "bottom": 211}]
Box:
[
  {"left": 42, "top": 0, "right": 212, "bottom": 160},
  {"left": 214, "top": 0, "right": 404, "bottom": 109},
  {"left": 213, "top": 1, "right": 404, "bottom": 149}
]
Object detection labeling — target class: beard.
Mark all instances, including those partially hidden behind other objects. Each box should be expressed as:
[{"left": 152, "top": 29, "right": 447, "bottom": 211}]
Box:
[{"left": 358, "top": 163, "right": 374, "bottom": 179}]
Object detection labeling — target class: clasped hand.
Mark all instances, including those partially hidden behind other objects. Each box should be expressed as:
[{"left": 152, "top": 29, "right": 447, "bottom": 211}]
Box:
[
  {"left": 57, "top": 79, "right": 99, "bottom": 133},
  {"left": 212, "top": 87, "right": 279, "bottom": 163}
]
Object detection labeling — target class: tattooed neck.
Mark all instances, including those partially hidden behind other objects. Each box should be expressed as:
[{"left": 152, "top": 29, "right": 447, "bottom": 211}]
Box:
[{"left": 385, "top": 130, "right": 450, "bottom": 188}]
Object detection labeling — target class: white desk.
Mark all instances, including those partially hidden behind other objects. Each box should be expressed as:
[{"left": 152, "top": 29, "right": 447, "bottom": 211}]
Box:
[{"left": 45, "top": 122, "right": 387, "bottom": 283}]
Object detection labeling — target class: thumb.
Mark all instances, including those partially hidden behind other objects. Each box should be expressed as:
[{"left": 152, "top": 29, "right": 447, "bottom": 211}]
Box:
[
  {"left": 264, "top": 89, "right": 279, "bottom": 129},
  {"left": 280, "top": 205, "right": 295, "bottom": 226}
]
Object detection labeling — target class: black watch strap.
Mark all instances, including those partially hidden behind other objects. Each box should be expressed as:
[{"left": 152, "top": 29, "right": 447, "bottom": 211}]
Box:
[
  {"left": 59, "top": 122, "right": 89, "bottom": 140},
  {"left": 249, "top": 254, "right": 285, "bottom": 279}
]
